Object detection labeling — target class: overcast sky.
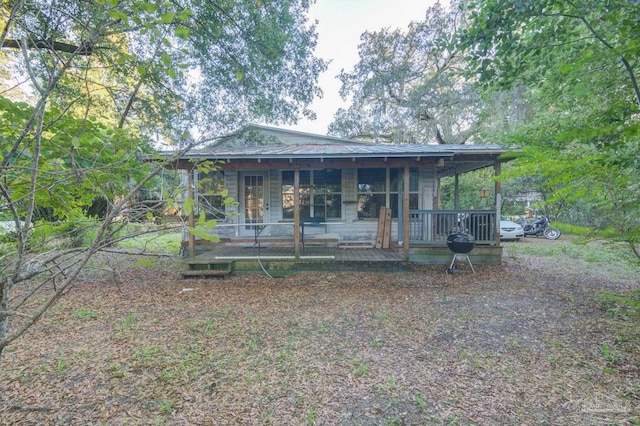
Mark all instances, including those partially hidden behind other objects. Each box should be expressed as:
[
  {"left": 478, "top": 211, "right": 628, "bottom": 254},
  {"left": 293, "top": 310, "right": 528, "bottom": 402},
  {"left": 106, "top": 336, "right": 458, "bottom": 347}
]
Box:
[{"left": 280, "top": 0, "right": 443, "bottom": 135}]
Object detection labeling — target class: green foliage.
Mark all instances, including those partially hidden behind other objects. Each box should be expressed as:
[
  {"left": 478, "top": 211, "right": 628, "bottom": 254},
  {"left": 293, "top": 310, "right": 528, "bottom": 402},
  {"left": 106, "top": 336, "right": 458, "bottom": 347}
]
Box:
[
  {"left": 116, "top": 229, "right": 182, "bottom": 254},
  {"left": 598, "top": 290, "right": 640, "bottom": 318},
  {"left": 135, "top": 258, "right": 155, "bottom": 268},
  {"left": 350, "top": 358, "right": 369, "bottom": 377},
  {"left": 554, "top": 223, "right": 592, "bottom": 236},
  {"left": 462, "top": 0, "right": 640, "bottom": 258},
  {"left": 121, "top": 313, "right": 137, "bottom": 331},
  {"left": 0, "top": 96, "right": 153, "bottom": 223},
  {"left": 599, "top": 343, "right": 628, "bottom": 364},
  {"left": 329, "top": 1, "right": 478, "bottom": 144},
  {"left": 0, "top": 0, "right": 325, "bottom": 361},
  {"left": 75, "top": 308, "right": 98, "bottom": 321},
  {"left": 26, "top": 219, "right": 101, "bottom": 250},
  {"left": 506, "top": 236, "right": 639, "bottom": 278},
  {"left": 440, "top": 168, "right": 496, "bottom": 210}
]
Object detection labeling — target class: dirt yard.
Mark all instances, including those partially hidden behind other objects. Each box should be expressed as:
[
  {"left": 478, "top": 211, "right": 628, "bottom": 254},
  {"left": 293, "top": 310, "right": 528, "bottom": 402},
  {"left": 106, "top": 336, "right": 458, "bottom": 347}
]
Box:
[{"left": 0, "top": 238, "right": 638, "bottom": 425}]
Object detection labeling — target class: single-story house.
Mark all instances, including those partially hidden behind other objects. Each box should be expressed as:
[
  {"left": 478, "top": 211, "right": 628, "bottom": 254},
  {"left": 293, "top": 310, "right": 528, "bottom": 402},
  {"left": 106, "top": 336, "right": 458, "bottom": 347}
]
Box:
[{"left": 163, "top": 124, "right": 514, "bottom": 271}]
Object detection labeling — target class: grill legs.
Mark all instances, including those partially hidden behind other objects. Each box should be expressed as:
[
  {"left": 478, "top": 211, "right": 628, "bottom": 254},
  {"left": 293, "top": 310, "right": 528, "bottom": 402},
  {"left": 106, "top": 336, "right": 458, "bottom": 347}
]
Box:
[{"left": 446, "top": 253, "right": 476, "bottom": 274}]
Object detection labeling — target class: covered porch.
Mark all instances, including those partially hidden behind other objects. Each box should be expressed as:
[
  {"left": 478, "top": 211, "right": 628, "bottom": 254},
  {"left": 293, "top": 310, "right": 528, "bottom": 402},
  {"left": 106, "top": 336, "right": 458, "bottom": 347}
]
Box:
[
  {"left": 181, "top": 207, "right": 502, "bottom": 275},
  {"left": 163, "top": 125, "right": 511, "bottom": 273}
]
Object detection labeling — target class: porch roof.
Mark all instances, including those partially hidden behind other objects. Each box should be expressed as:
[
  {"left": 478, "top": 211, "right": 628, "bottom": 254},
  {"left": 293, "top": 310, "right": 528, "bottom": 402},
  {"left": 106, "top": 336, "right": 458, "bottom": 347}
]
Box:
[
  {"left": 163, "top": 125, "right": 516, "bottom": 177},
  {"left": 184, "top": 142, "right": 510, "bottom": 159}
]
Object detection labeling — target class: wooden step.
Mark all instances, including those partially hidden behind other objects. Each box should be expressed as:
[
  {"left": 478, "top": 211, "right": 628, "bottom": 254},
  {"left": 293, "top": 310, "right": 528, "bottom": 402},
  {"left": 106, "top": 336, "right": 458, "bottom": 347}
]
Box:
[
  {"left": 182, "top": 260, "right": 234, "bottom": 279},
  {"left": 182, "top": 269, "right": 230, "bottom": 278}
]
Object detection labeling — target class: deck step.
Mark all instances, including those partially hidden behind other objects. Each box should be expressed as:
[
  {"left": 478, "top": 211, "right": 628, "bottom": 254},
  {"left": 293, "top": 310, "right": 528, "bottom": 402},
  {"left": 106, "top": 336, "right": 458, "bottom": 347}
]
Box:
[{"left": 182, "top": 260, "right": 234, "bottom": 279}]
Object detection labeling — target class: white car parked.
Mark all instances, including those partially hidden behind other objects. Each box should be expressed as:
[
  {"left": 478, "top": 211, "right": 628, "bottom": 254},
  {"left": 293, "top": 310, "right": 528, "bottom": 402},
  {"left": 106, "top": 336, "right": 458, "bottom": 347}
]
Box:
[{"left": 500, "top": 218, "right": 524, "bottom": 241}]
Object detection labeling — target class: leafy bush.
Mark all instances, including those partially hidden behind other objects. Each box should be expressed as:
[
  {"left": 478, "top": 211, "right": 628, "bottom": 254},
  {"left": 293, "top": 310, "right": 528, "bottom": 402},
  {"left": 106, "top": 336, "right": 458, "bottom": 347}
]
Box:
[
  {"left": 554, "top": 222, "right": 592, "bottom": 236},
  {"left": 28, "top": 219, "right": 101, "bottom": 250}
]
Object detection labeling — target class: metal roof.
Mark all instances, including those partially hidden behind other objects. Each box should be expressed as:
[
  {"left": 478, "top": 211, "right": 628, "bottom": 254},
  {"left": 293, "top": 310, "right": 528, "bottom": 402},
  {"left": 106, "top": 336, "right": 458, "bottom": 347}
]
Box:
[
  {"left": 158, "top": 125, "right": 516, "bottom": 177},
  {"left": 182, "top": 136, "right": 509, "bottom": 161}
]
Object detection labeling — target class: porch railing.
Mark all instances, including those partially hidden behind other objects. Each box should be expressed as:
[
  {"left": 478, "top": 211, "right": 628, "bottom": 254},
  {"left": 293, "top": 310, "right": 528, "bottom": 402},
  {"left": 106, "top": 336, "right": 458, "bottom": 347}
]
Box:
[{"left": 409, "top": 210, "right": 497, "bottom": 245}]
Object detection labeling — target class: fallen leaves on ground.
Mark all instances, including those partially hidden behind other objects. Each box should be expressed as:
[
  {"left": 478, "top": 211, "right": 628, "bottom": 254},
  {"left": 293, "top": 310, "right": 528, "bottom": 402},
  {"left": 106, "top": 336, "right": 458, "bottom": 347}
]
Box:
[{"left": 0, "top": 239, "right": 638, "bottom": 425}]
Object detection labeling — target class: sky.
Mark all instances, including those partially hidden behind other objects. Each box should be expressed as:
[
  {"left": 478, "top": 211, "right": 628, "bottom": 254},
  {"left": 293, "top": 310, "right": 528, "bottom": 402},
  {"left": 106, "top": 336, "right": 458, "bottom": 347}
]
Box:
[{"left": 280, "top": 0, "right": 443, "bottom": 135}]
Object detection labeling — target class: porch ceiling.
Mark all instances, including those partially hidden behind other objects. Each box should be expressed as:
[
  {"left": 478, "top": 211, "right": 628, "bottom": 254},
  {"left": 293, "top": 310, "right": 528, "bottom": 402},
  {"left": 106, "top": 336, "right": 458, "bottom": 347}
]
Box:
[{"left": 436, "top": 155, "right": 501, "bottom": 178}]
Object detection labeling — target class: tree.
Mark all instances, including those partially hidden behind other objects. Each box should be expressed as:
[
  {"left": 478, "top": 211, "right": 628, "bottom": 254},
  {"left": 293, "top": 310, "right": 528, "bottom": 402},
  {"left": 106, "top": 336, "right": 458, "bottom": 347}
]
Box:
[
  {"left": 461, "top": 0, "right": 640, "bottom": 258},
  {"left": 328, "top": 1, "right": 479, "bottom": 144},
  {"left": 0, "top": 0, "right": 326, "bottom": 362}
]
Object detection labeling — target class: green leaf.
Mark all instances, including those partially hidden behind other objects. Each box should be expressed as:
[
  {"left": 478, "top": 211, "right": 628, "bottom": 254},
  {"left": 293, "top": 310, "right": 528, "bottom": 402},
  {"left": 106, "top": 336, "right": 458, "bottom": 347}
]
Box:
[
  {"left": 189, "top": 227, "right": 221, "bottom": 243},
  {"left": 108, "top": 10, "right": 128, "bottom": 21},
  {"left": 140, "top": 2, "right": 159, "bottom": 12},
  {"left": 197, "top": 211, "right": 206, "bottom": 225},
  {"left": 174, "top": 26, "right": 190, "bottom": 40},
  {"left": 203, "top": 218, "right": 217, "bottom": 229},
  {"left": 158, "top": 12, "right": 175, "bottom": 24},
  {"left": 183, "top": 198, "right": 194, "bottom": 216},
  {"left": 161, "top": 53, "right": 172, "bottom": 67}
]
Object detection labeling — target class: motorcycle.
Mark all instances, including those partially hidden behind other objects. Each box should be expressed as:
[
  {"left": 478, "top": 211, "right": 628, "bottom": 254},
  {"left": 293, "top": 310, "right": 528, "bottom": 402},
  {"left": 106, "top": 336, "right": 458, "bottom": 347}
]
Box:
[{"left": 522, "top": 216, "right": 562, "bottom": 240}]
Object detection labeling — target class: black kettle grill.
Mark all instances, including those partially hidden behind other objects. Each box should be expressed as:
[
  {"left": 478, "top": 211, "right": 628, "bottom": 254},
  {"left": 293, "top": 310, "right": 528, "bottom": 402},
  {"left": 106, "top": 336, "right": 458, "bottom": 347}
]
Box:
[{"left": 445, "top": 233, "right": 476, "bottom": 273}]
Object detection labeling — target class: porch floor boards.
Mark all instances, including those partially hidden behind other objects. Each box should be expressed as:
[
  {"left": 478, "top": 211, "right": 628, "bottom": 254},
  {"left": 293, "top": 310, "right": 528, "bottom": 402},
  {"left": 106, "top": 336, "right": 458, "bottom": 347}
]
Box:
[{"left": 191, "top": 246, "right": 406, "bottom": 262}]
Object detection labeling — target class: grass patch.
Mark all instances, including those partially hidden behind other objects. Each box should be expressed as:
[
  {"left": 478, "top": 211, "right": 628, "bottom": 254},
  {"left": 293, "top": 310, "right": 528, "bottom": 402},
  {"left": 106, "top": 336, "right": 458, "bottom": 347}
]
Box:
[
  {"left": 115, "top": 228, "right": 182, "bottom": 254},
  {"left": 414, "top": 392, "right": 428, "bottom": 411},
  {"left": 75, "top": 308, "right": 98, "bottom": 321},
  {"left": 56, "top": 352, "right": 69, "bottom": 374},
  {"left": 597, "top": 290, "right": 640, "bottom": 318},
  {"left": 121, "top": 312, "right": 137, "bottom": 330},
  {"left": 505, "top": 237, "right": 639, "bottom": 278},
  {"left": 351, "top": 358, "right": 369, "bottom": 377}
]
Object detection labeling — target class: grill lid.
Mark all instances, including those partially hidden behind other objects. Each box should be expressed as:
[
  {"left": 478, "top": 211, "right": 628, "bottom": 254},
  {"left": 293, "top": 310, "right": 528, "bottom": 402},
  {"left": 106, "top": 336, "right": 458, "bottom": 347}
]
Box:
[{"left": 446, "top": 233, "right": 476, "bottom": 254}]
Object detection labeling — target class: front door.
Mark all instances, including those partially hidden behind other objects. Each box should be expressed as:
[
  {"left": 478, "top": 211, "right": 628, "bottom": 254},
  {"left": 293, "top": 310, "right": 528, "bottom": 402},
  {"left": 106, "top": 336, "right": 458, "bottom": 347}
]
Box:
[{"left": 240, "top": 172, "right": 268, "bottom": 236}]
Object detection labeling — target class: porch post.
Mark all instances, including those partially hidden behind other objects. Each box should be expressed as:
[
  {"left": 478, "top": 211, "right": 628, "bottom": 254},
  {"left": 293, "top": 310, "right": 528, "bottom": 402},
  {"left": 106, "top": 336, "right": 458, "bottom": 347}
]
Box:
[
  {"left": 293, "top": 168, "right": 300, "bottom": 258},
  {"left": 494, "top": 161, "right": 502, "bottom": 247},
  {"left": 403, "top": 166, "right": 410, "bottom": 261},
  {"left": 188, "top": 166, "right": 196, "bottom": 259},
  {"left": 454, "top": 174, "right": 460, "bottom": 210}
]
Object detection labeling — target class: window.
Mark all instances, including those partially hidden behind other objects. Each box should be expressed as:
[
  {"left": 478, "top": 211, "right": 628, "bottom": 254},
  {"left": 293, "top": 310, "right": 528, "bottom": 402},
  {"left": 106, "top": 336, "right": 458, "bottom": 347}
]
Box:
[
  {"left": 389, "top": 168, "right": 419, "bottom": 218},
  {"left": 358, "top": 168, "right": 418, "bottom": 219},
  {"left": 197, "top": 170, "right": 226, "bottom": 220},
  {"left": 357, "top": 169, "right": 386, "bottom": 219},
  {"left": 282, "top": 169, "right": 342, "bottom": 219}
]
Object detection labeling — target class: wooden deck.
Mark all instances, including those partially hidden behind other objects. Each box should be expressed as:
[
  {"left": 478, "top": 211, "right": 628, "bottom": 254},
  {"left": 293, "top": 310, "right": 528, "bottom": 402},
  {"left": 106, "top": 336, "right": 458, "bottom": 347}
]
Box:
[
  {"left": 199, "top": 245, "right": 404, "bottom": 260},
  {"left": 180, "top": 237, "right": 503, "bottom": 276},
  {"left": 184, "top": 245, "right": 412, "bottom": 275}
]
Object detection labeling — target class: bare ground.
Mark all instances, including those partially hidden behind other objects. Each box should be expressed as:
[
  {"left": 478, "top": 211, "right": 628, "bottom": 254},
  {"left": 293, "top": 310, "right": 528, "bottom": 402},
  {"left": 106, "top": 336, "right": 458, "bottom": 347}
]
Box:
[{"left": 0, "top": 238, "right": 639, "bottom": 425}]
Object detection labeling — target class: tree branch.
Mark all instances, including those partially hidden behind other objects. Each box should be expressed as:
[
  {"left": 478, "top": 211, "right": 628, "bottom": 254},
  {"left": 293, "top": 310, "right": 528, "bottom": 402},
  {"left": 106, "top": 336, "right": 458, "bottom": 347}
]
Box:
[
  {"left": 540, "top": 10, "right": 640, "bottom": 108},
  {"left": 1, "top": 38, "right": 93, "bottom": 55},
  {"left": 0, "top": 310, "right": 34, "bottom": 320}
]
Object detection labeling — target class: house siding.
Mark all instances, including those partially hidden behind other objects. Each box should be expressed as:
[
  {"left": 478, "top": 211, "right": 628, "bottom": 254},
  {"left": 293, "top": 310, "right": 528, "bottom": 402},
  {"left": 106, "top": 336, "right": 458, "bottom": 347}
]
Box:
[
  {"left": 268, "top": 170, "right": 291, "bottom": 236},
  {"left": 218, "top": 170, "right": 238, "bottom": 238},
  {"left": 191, "top": 165, "right": 438, "bottom": 244},
  {"left": 419, "top": 168, "right": 435, "bottom": 210}
]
